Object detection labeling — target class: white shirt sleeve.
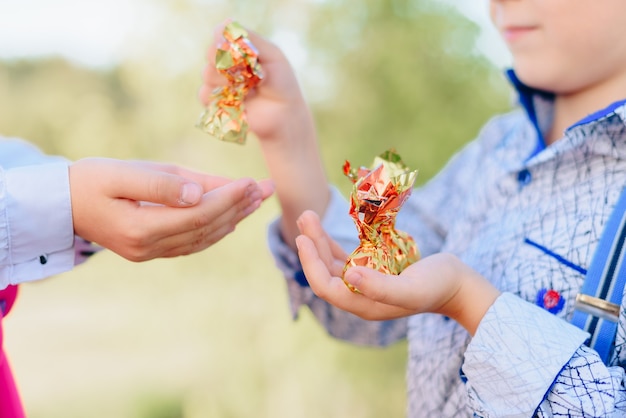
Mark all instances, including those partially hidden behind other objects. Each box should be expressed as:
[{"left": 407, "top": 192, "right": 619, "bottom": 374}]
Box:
[
  {"left": 0, "top": 138, "right": 77, "bottom": 288},
  {"left": 462, "top": 292, "right": 590, "bottom": 417}
]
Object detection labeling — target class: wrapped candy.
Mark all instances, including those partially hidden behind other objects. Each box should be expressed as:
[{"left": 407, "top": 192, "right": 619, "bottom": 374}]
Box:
[
  {"left": 342, "top": 149, "right": 420, "bottom": 292},
  {"left": 197, "top": 21, "right": 263, "bottom": 144}
]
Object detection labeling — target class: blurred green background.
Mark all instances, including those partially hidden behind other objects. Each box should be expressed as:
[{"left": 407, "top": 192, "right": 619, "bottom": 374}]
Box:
[{"left": 0, "top": 0, "right": 512, "bottom": 417}]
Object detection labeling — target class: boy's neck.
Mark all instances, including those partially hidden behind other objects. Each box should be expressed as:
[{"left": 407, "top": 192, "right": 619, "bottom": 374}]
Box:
[{"left": 548, "top": 73, "right": 626, "bottom": 145}]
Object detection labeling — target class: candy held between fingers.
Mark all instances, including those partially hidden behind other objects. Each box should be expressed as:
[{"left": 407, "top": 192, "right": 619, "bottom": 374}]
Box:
[
  {"left": 342, "top": 149, "right": 420, "bottom": 292},
  {"left": 197, "top": 21, "right": 263, "bottom": 144}
]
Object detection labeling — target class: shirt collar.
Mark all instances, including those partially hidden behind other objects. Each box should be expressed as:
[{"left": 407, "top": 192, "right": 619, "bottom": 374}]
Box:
[
  {"left": 505, "top": 69, "right": 553, "bottom": 158},
  {"left": 506, "top": 69, "right": 626, "bottom": 158}
]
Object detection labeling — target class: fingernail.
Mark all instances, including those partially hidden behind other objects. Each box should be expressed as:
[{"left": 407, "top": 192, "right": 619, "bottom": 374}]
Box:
[
  {"left": 180, "top": 183, "right": 203, "bottom": 205},
  {"left": 245, "top": 184, "right": 262, "bottom": 201},
  {"left": 345, "top": 270, "right": 362, "bottom": 285},
  {"left": 243, "top": 199, "right": 261, "bottom": 216}
]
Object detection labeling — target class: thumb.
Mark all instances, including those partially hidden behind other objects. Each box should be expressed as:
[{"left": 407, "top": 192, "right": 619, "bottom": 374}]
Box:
[
  {"left": 110, "top": 162, "right": 204, "bottom": 207},
  {"left": 343, "top": 267, "right": 396, "bottom": 304}
]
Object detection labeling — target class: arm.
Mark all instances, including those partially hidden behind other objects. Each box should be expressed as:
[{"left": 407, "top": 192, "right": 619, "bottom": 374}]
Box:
[
  {"left": 464, "top": 293, "right": 626, "bottom": 417},
  {"left": 296, "top": 212, "right": 626, "bottom": 416},
  {"left": 295, "top": 211, "right": 500, "bottom": 333},
  {"left": 201, "top": 27, "right": 410, "bottom": 345},
  {"left": 199, "top": 28, "right": 329, "bottom": 250},
  {"left": 0, "top": 138, "right": 273, "bottom": 289}
]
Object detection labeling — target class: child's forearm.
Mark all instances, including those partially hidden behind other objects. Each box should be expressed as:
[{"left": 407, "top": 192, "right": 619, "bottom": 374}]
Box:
[{"left": 258, "top": 101, "right": 330, "bottom": 249}]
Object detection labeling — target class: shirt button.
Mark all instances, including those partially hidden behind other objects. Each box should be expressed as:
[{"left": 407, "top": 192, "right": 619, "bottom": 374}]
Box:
[
  {"left": 39, "top": 255, "right": 48, "bottom": 265},
  {"left": 517, "top": 169, "right": 532, "bottom": 186}
]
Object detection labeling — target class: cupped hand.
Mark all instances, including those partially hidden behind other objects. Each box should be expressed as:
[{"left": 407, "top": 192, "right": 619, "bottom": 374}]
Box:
[
  {"left": 295, "top": 210, "right": 500, "bottom": 335},
  {"left": 69, "top": 158, "right": 274, "bottom": 262}
]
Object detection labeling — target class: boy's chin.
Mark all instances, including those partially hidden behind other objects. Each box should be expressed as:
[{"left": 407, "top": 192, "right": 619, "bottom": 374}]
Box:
[
  {"left": 512, "top": 58, "right": 605, "bottom": 95},
  {"left": 512, "top": 64, "right": 562, "bottom": 94}
]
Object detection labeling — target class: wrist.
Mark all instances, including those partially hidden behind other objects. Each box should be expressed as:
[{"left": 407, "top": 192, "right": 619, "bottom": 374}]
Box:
[
  {"left": 257, "top": 98, "right": 315, "bottom": 145},
  {"left": 440, "top": 255, "right": 501, "bottom": 336}
]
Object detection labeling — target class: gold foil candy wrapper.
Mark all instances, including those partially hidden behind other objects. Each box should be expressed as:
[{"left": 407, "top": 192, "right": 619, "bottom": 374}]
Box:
[
  {"left": 342, "top": 150, "right": 420, "bottom": 292},
  {"left": 197, "top": 21, "right": 263, "bottom": 144}
]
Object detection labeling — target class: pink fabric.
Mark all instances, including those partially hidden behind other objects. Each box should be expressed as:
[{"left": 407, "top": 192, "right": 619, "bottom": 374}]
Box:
[{"left": 0, "top": 286, "right": 25, "bottom": 418}]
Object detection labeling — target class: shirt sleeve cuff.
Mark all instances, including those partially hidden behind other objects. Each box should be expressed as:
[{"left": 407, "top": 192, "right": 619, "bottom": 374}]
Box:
[
  {"left": 462, "top": 292, "right": 589, "bottom": 417},
  {"left": 1, "top": 162, "right": 76, "bottom": 287}
]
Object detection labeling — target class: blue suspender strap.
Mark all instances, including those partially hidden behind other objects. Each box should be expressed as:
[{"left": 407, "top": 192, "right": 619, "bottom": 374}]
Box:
[{"left": 571, "top": 187, "right": 626, "bottom": 364}]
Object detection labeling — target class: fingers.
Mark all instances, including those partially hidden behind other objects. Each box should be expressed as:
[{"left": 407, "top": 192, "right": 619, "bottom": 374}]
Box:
[
  {"left": 327, "top": 234, "right": 349, "bottom": 276},
  {"left": 143, "top": 177, "right": 263, "bottom": 231},
  {"left": 109, "top": 177, "right": 265, "bottom": 261},
  {"left": 212, "top": 20, "right": 228, "bottom": 41},
  {"left": 70, "top": 158, "right": 273, "bottom": 262},
  {"left": 137, "top": 212, "right": 248, "bottom": 259},
  {"left": 99, "top": 159, "right": 204, "bottom": 207},
  {"left": 157, "top": 182, "right": 267, "bottom": 255},
  {"left": 257, "top": 178, "right": 276, "bottom": 200},
  {"left": 199, "top": 24, "right": 290, "bottom": 106},
  {"left": 199, "top": 24, "right": 227, "bottom": 105},
  {"left": 200, "top": 62, "right": 226, "bottom": 103},
  {"left": 128, "top": 161, "right": 232, "bottom": 192},
  {"left": 137, "top": 164, "right": 275, "bottom": 200},
  {"left": 296, "top": 210, "right": 348, "bottom": 277},
  {"left": 296, "top": 229, "right": 413, "bottom": 321},
  {"left": 296, "top": 210, "right": 335, "bottom": 266},
  {"left": 198, "top": 83, "right": 216, "bottom": 106},
  {"left": 343, "top": 267, "right": 416, "bottom": 316},
  {"left": 295, "top": 235, "right": 350, "bottom": 301},
  {"left": 89, "top": 175, "right": 266, "bottom": 261},
  {"left": 207, "top": 24, "right": 286, "bottom": 71}
]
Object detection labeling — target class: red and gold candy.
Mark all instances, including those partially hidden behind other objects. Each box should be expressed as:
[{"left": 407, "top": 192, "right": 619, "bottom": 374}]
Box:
[
  {"left": 342, "top": 150, "right": 420, "bottom": 292},
  {"left": 197, "top": 21, "right": 263, "bottom": 144}
]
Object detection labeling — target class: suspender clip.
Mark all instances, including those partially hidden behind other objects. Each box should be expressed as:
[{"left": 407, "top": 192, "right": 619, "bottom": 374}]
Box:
[{"left": 575, "top": 294, "right": 620, "bottom": 322}]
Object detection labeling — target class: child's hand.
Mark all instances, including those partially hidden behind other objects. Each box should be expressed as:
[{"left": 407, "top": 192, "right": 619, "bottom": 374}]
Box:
[
  {"left": 199, "top": 23, "right": 328, "bottom": 249},
  {"left": 199, "top": 25, "right": 310, "bottom": 143},
  {"left": 69, "top": 158, "right": 274, "bottom": 262},
  {"left": 295, "top": 210, "right": 500, "bottom": 335}
]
